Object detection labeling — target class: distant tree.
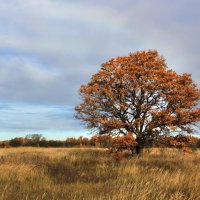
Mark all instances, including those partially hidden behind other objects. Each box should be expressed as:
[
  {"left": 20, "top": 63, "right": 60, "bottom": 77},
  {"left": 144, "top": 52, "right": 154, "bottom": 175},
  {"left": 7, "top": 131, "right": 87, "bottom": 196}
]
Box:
[
  {"left": 39, "top": 139, "right": 49, "bottom": 147},
  {"left": 91, "top": 136, "right": 100, "bottom": 147},
  {"left": 81, "top": 137, "right": 90, "bottom": 146},
  {"left": 65, "top": 138, "right": 79, "bottom": 147},
  {"left": 98, "top": 136, "right": 113, "bottom": 148},
  {"left": 0, "top": 141, "right": 10, "bottom": 148},
  {"left": 75, "top": 50, "right": 200, "bottom": 154},
  {"left": 25, "top": 134, "right": 45, "bottom": 146},
  {"left": 90, "top": 135, "right": 113, "bottom": 148},
  {"left": 78, "top": 136, "right": 84, "bottom": 146},
  {"left": 48, "top": 140, "right": 65, "bottom": 147},
  {"left": 9, "top": 137, "right": 25, "bottom": 147}
]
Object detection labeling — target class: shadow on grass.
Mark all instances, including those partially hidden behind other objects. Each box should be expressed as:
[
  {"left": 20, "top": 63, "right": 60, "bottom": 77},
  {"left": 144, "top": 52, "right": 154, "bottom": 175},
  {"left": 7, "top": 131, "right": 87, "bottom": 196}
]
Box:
[{"left": 45, "top": 156, "right": 118, "bottom": 184}]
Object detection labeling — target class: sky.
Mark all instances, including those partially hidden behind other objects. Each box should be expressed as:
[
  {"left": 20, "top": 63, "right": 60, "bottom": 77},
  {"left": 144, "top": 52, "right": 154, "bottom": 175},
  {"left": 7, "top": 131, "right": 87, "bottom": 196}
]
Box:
[{"left": 0, "top": 0, "right": 200, "bottom": 140}]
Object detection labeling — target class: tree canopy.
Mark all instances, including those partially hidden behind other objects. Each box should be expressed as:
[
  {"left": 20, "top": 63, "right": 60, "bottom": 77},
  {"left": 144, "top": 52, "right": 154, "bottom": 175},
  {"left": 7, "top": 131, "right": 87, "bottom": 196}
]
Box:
[{"left": 75, "top": 50, "right": 200, "bottom": 148}]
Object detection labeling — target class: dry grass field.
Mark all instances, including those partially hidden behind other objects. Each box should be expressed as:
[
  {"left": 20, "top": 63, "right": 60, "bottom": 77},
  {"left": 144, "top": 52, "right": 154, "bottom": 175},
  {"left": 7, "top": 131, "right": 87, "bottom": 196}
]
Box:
[{"left": 0, "top": 147, "right": 199, "bottom": 200}]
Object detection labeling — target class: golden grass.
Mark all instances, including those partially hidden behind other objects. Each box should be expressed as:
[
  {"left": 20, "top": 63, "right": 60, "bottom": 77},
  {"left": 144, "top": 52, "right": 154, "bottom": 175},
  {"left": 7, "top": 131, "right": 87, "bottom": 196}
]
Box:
[{"left": 0, "top": 147, "right": 199, "bottom": 200}]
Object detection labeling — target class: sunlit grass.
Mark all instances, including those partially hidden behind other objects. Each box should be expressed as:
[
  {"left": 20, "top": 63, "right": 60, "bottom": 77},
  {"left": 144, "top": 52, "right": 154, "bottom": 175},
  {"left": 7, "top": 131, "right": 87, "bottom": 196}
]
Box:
[{"left": 0, "top": 147, "right": 199, "bottom": 200}]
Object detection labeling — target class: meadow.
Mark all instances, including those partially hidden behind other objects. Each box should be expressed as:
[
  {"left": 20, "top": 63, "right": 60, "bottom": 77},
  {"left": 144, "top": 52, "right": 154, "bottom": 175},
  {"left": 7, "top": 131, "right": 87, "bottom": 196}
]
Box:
[{"left": 0, "top": 147, "right": 199, "bottom": 200}]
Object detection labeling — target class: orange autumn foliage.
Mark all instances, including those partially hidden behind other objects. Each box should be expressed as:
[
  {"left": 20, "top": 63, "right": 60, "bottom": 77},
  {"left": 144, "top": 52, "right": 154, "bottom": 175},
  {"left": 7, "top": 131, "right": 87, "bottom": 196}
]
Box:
[
  {"left": 75, "top": 50, "right": 200, "bottom": 150},
  {"left": 111, "top": 134, "right": 138, "bottom": 161},
  {"left": 169, "top": 134, "right": 196, "bottom": 153},
  {"left": 112, "top": 134, "right": 138, "bottom": 153}
]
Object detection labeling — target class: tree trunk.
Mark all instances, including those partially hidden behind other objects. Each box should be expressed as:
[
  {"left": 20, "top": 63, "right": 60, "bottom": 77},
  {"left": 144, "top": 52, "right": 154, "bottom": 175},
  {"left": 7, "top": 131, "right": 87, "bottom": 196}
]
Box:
[
  {"left": 135, "top": 145, "right": 140, "bottom": 155},
  {"left": 130, "top": 145, "right": 141, "bottom": 156},
  {"left": 135, "top": 135, "right": 141, "bottom": 155}
]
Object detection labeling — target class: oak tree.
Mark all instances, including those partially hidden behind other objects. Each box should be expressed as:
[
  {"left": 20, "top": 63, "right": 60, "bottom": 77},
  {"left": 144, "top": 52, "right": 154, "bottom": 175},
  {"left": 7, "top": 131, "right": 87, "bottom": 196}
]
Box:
[{"left": 75, "top": 50, "right": 200, "bottom": 154}]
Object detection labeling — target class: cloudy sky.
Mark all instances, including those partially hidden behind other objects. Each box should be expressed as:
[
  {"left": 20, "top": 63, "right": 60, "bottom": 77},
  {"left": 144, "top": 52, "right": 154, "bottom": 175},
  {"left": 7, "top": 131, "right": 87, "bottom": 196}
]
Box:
[{"left": 0, "top": 0, "right": 199, "bottom": 140}]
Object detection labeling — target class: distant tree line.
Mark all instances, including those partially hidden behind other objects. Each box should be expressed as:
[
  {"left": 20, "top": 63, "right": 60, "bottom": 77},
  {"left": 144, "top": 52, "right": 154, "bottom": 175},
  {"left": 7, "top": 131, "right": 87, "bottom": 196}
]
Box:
[
  {"left": 0, "top": 134, "right": 113, "bottom": 148},
  {"left": 0, "top": 134, "right": 200, "bottom": 151}
]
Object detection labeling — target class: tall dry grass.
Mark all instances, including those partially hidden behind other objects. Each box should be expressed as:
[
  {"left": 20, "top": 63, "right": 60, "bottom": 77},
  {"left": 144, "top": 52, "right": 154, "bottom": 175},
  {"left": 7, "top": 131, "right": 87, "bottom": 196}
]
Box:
[{"left": 0, "top": 147, "right": 199, "bottom": 200}]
